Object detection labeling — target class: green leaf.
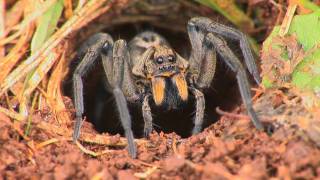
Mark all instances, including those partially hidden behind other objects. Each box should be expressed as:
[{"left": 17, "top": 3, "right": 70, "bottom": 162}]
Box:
[
  {"left": 262, "top": 76, "right": 273, "bottom": 88},
  {"left": 290, "top": 10, "right": 320, "bottom": 90},
  {"left": 195, "top": 0, "right": 254, "bottom": 30},
  {"left": 292, "top": 46, "right": 320, "bottom": 89},
  {"left": 21, "top": 0, "right": 64, "bottom": 116},
  {"left": 289, "top": 10, "right": 320, "bottom": 50},
  {"left": 300, "top": 0, "right": 320, "bottom": 12},
  {"left": 31, "top": 0, "right": 64, "bottom": 53},
  {"left": 195, "top": 0, "right": 260, "bottom": 54},
  {"left": 261, "top": 9, "right": 320, "bottom": 107}
]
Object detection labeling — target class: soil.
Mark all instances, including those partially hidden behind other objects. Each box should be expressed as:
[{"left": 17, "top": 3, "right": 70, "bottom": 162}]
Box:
[{"left": 1, "top": 88, "right": 320, "bottom": 179}]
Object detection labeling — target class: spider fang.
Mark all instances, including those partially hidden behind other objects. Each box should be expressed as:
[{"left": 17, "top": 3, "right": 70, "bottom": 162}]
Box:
[
  {"left": 172, "top": 73, "right": 188, "bottom": 101},
  {"left": 151, "top": 77, "right": 165, "bottom": 105}
]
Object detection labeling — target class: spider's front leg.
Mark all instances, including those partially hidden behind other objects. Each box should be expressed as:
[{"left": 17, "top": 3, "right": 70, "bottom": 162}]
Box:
[
  {"left": 189, "top": 17, "right": 261, "bottom": 84},
  {"left": 207, "top": 33, "right": 263, "bottom": 130},
  {"left": 132, "top": 46, "right": 157, "bottom": 138},
  {"left": 187, "top": 17, "right": 263, "bottom": 131},
  {"left": 186, "top": 18, "right": 216, "bottom": 135},
  {"left": 190, "top": 87, "right": 205, "bottom": 135},
  {"left": 73, "top": 33, "right": 113, "bottom": 142},
  {"left": 73, "top": 33, "right": 138, "bottom": 158},
  {"left": 142, "top": 94, "right": 152, "bottom": 137}
]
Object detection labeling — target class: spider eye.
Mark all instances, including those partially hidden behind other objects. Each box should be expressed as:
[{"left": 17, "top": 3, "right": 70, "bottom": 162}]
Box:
[
  {"left": 155, "top": 57, "right": 164, "bottom": 64},
  {"left": 101, "top": 42, "right": 110, "bottom": 54},
  {"left": 168, "top": 55, "right": 175, "bottom": 63}
]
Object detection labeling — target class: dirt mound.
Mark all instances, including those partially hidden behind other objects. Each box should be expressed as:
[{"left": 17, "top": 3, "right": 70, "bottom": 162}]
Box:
[{"left": 1, "top": 90, "right": 319, "bottom": 179}]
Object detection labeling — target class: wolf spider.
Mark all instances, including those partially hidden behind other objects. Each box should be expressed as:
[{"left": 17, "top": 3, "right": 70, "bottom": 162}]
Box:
[{"left": 72, "top": 17, "right": 263, "bottom": 158}]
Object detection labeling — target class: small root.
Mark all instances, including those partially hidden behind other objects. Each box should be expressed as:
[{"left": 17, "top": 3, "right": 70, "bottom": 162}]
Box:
[
  {"left": 216, "top": 107, "right": 273, "bottom": 123},
  {"left": 76, "top": 141, "right": 114, "bottom": 157},
  {"left": 134, "top": 166, "right": 159, "bottom": 179}
]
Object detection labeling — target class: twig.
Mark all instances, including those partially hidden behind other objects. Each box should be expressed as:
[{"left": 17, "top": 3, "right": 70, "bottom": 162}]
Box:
[
  {"left": 0, "top": 105, "right": 24, "bottom": 121},
  {"left": 216, "top": 107, "right": 273, "bottom": 123},
  {"left": 251, "top": 87, "right": 264, "bottom": 101},
  {"left": 172, "top": 136, "right": 178, "bottom": 155},
  {"left": 37, "top": 121, "right": 148, "bottom": 147},
  {"left": 76, "top": 141, "right": 114, "bottom": 157},
  {"left": 134, "top": 166, "right": 159, "bottom": 179},
  {"left": 279, "top": 3, "right": 297, "bottom": 37},
  {"left": 216, "top": 107, "right": 251, "bottom": 120},
  {"left": 134, "top": 159, "right": 158, "bottom": 168},
  {"left": 35, "top": 138, "right": 60, "bottom": 149},
  {"left": 0, "top": 0, "right": 5, "bottom": 57}
]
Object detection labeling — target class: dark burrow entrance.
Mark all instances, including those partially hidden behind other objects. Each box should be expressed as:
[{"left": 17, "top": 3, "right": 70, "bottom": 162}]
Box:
[{"left": 64, "top": 22, "right": 248, "bottom": 138}]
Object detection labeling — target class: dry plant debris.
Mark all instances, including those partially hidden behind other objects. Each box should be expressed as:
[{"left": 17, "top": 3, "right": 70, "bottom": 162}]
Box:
[{"left": 0, "top": 0, "right": 129, "bottom": 123}]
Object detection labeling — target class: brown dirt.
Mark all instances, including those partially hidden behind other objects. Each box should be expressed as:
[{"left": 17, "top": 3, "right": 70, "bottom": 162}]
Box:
[{"left": 1, "top": 88, "right": 320, "bottom": 180}]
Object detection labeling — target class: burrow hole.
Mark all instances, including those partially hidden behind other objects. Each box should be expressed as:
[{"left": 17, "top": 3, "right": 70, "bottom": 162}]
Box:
[{"left": 64, "top": 22, "right": 244, "bottom": 138}]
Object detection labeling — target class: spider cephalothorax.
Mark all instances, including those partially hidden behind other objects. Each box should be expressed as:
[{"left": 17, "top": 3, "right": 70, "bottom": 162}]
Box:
[
  {"left": 133, "top": 45, "right": 189, "bottom": 107},
  {"left": 72, "top": 17, "right": 263, "bottom": 158}
]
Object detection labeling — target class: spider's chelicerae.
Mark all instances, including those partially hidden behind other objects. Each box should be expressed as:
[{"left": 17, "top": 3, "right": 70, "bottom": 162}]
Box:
[{"left": 72, "top": 17, "right": 263, "bottom": 158}]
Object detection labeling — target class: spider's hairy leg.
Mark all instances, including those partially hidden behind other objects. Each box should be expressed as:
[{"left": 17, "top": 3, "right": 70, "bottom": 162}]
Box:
[
  {"left": 190, "top": 88, "right": 205, "bottom": 135},
  {"left": 73, "top": 32, "right": 137, "bottom": 158},
  {"left": 132, "top": 47, "right": 156, "bottom": 138},
  {"left": 187, "top": 21, "right": 216, "bottom": 89},
  {"left": 206, "top": 33, "right": 263, "bottom": 130},
  {"left": 142, "top": 95, "right": 153, "bottom": 137},
  {"left": 73, "top": 33, "right": 113, "bottom": 142},
  {"left": 102, "top": 38, "right": 140, "bottom": 102},
  {"left": 103, "top": 39, "right": 138, "bottom": 158},
  {"left": 188, "top": 17, "right": 261, "bottom": 84}
]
